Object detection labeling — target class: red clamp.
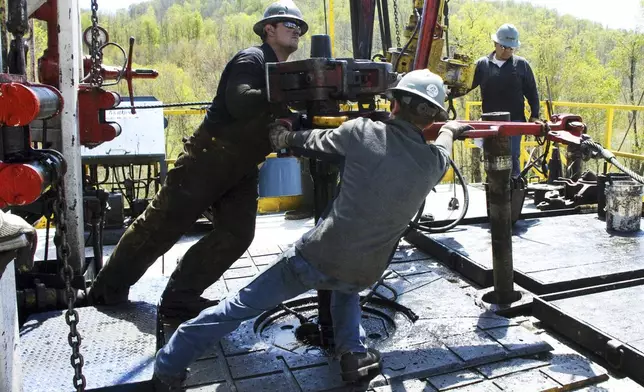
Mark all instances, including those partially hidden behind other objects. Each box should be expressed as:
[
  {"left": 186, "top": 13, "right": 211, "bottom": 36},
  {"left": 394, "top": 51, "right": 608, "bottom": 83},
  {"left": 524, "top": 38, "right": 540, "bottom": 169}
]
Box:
[{"left": 78, "top": 87, "right": 122, "bottom": 148}]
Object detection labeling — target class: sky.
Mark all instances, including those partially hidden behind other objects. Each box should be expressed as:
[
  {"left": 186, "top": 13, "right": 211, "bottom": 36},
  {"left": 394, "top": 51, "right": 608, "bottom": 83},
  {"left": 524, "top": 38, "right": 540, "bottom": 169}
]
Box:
[{"left": 96, "top": 0, "right": 644, "bottom": 31}]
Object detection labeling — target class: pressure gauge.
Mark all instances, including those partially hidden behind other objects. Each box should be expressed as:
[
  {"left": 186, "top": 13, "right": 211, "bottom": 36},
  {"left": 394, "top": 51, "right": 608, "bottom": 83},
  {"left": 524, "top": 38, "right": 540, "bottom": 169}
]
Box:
[{"left": 83, "top": 26, "right": 109, "bottom": 49}]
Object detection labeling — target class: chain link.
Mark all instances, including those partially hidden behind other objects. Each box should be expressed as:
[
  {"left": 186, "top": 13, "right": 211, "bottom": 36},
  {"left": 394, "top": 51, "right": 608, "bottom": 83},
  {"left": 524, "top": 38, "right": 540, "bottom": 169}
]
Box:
[
  {"left": 393, "top": 0, "right": 401, "bottom": 47},
  {"left": 89, "top": 0, "right": 103, "bottom": 87},
  {"left": 53, "top": 181, "right": 86, "bottom": 392}
]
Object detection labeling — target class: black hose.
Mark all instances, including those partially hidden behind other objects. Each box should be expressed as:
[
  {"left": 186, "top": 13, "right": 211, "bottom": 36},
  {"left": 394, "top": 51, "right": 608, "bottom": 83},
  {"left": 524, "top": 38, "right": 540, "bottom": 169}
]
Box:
[
  {"left": 393, "top": 10, "right": 421, "bottom": 72},
  {"left": 408, "top": 157, "right": 470, "bottom": 233}
]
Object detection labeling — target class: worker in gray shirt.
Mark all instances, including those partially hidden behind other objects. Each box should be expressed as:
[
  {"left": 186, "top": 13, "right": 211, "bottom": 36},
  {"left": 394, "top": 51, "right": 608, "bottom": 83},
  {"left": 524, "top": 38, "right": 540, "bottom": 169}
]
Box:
[{"left": 152, "top": 69, "right": 473, "bottom": 391}]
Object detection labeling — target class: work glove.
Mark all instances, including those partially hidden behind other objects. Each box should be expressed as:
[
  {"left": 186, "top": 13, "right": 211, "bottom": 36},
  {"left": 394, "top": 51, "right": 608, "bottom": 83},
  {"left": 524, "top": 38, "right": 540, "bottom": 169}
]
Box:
[
  {"left": 0, "top": 211, "right": 37, "bottom": 279},
  {"left": 268, "top": 119, "right": 294, "bottom": 151},
  {"left": 439, "top": 121, "right": 474, "bottom": 140}
]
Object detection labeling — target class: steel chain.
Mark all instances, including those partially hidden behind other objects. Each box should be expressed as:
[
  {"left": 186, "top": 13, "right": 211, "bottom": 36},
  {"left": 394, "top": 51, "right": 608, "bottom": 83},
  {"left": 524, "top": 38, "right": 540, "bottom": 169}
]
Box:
[
  {"left": 89, "top": 0, "right": 103, "bottom": 87},
  {"left": 53, "top": 181, "right": 86, "bottom": 392},
  {"left": 393, "top": 0, "right": 400, "bottom": 47}
]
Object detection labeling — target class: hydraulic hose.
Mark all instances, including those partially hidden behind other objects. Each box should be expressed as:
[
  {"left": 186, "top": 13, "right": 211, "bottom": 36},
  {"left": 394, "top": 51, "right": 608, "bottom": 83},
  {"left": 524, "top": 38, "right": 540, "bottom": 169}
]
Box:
[
  {"left": 393, "top": 10, "right": 421, "bottom": 72},
  {"left": 408, "top": 157, "right": 470, "bottom": 233}
]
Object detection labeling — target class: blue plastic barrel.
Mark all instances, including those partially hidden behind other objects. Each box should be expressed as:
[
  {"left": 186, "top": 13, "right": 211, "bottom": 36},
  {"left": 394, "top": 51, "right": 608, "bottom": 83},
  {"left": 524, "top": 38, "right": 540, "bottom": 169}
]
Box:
[{"left": 258, "top": 156, "right": 302, "bottom": 197}]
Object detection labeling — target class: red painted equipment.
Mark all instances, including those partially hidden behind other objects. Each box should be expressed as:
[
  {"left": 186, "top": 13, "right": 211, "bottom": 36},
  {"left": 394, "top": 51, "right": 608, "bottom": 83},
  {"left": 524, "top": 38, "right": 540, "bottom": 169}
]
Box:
[
  {"left": 423, "top": 114, "right": 587, "bottom": 146},
  {"left": 413, "top": 0, "right": 441, "bottom": 70},
  {"left": 78, "top": 87, "right": 122, "bottom": 148},
  {"left": 33, "top": 0, "right": 158, "bottom": 147},
  {"left": 0, "top": 162, "right": 49, "bottom": 207},
  {"left": 0, "top": 149, "right": 65, "bottom": 208},
  {"left": 0, "top": 83, "right": 63, "bottom": 126}
]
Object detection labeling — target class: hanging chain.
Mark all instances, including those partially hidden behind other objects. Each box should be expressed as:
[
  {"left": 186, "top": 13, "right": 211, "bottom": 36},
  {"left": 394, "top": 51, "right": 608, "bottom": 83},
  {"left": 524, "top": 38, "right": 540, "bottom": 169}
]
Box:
[
  {"left": 393, "top": 0, "right": 401, "bottom": 47},
  {"left": 89, "top": 0, "right": 103, "bottom": 87},
  {"left": 53, "top": 181, "right": 87, "bottom": 392}
]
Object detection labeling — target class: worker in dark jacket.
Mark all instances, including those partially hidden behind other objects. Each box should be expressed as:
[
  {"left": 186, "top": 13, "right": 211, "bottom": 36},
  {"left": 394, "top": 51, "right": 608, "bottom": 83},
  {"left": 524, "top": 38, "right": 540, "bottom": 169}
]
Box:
[
  {"left": 87, "top": 1, "right": 308, "bottom": 322},
  {"left": 152, "top": 70, "right": 474, "bottom": 391},
  {"left": 471, "top": 23, "right": 540, "bottom": 177}
]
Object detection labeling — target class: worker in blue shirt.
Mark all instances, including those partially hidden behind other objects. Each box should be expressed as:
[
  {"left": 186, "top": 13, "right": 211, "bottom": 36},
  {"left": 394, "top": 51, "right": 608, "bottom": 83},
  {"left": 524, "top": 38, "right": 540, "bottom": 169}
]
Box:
[{"left": 471, "top": 23, "right": 540, "bottom": 177}]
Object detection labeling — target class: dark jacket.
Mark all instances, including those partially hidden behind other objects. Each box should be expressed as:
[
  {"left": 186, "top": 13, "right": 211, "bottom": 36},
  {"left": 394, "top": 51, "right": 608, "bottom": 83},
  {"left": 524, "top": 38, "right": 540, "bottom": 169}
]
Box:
[
  {"left": 472, "top": 52, "right": 540, "bottom": 121},
  {"left": 202, "top": 43, "right": 288, "bottom": 163}
]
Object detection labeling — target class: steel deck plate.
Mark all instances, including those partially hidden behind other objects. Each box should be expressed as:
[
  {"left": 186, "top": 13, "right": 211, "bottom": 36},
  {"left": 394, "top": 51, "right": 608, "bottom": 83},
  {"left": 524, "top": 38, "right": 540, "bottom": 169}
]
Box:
[
  {"left": 534, "top": 278, "right": 644, "bottom": 384},
  {"left": 20, "top": 276, "right": 169, "bottom": 392},
  {"left": 406, "top": 214, "right": 644, "bottom": 294}
]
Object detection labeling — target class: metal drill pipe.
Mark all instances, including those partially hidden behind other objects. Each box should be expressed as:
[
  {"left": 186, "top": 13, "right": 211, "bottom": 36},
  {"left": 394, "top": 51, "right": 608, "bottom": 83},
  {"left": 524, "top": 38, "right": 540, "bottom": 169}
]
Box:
[{"left": 483, "top": 135, "right": 517, "bottom": 304}]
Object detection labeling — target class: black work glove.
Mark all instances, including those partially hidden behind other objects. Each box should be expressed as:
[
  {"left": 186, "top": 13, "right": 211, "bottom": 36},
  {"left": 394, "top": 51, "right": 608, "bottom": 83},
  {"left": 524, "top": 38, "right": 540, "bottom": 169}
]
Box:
[{"left": 440, "top": 121, "right": 474, "bottom": 140}]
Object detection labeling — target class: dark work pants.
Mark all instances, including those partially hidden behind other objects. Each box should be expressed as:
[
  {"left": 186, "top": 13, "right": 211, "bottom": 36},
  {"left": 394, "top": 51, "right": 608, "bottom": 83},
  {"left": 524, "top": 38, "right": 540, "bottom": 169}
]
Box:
[{"left": 91, "top": 124, "right": 260, "bottom": 303}]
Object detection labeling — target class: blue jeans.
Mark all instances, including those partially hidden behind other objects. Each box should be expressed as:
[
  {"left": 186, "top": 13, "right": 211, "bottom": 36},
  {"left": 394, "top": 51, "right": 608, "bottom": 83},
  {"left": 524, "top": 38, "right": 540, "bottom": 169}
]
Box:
[
  {"left": 510, "top": 135, "right": 522, "bottom": 178},
  {"left": 510, "top": 120, "right": 523, "bottom": 178},
  {"left": 155, "top": 247, "right": 366, "bottom": 379}
]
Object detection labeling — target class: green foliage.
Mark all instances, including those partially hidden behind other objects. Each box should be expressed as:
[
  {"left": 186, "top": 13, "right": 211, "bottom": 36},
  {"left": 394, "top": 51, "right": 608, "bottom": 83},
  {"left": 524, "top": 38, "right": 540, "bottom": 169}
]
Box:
[{"left": 26, "top": 0, "right": 643, "bottom": 162}]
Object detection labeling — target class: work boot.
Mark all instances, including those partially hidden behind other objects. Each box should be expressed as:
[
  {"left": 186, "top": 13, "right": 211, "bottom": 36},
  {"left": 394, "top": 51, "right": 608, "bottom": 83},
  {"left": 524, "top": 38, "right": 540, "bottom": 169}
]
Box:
[
  {"left": 152, "top": 363, "right": 187, "bottom": 392},
  {"left": 158, "top": 296, "right": 220, "bottom": 326},
  {"left": 284, "top": 208, "right": 314, "bottom": 220},
  {"left": 83, "top": 284, "right": 130, "bottom": 306},
  {"left": 340, "top": 348, "right": 382, "bottom": 383}
]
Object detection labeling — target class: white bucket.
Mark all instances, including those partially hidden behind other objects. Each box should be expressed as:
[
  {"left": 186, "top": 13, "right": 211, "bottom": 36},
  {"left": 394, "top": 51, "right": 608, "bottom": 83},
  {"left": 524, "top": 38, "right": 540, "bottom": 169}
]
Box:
[{"left": 605, "top": 180, "right": 643, "bottom": 232}]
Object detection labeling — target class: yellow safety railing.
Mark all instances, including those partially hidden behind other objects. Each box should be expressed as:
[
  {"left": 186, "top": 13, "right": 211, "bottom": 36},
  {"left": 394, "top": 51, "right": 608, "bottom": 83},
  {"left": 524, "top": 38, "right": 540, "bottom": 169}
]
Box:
[{"left": 164, "top": 100, "right": 644, "bottom": 183}]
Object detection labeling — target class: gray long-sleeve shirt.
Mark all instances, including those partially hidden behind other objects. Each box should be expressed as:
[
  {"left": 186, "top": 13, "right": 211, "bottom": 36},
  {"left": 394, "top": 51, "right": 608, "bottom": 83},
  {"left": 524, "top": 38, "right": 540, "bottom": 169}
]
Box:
[{"left": 290, "top": 117, "right": 450, "bottom": 289}]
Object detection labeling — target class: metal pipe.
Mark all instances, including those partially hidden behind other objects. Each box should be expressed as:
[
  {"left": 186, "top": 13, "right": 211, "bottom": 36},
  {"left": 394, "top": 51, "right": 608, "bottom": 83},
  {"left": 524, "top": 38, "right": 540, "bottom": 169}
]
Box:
[
  {"left": 349, "top": 0, "right": 376, "bottom": 60},
  {"left": 376, "top": 0, "right": 386, "bottom": 55},
  {"left": 413, "top": 0, "right": 440, "bottom": 70},
  {"left": 328, "top": 0, "right": 335, "bottom": 56},
  {"left": 380, "top": 0, "right": 392, "bottom": 50},
  {"left": 57, "top": 0, "right": 84, "bottom": 273},
  {"left": 480, "top": 112, "right": 520, "bottom": 305},
  {"left": 0, "top": 13, "right": 3, "bottom": 72}
]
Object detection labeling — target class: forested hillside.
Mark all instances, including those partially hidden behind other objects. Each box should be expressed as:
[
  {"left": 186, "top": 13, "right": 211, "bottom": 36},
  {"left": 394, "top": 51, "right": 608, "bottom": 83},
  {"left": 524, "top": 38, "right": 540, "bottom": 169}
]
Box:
[{"left": 33, "top": 0, "right": 644, "bottom": 165}]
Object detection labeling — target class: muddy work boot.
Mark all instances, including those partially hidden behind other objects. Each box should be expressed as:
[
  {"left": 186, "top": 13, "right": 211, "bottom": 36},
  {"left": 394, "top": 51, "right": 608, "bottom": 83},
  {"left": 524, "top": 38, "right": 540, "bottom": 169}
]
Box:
[
  {"left": 152, "top": 364, "right": 187, "bottom": 392},
  {"left": 158, "top": 296, "right": 220, "bottom": 326},
  {"left": 340, "top": 348, "right": 382, "bottom": 383},
  {"left": 84, "top": 284, "right": 130, "bottom": 306}
]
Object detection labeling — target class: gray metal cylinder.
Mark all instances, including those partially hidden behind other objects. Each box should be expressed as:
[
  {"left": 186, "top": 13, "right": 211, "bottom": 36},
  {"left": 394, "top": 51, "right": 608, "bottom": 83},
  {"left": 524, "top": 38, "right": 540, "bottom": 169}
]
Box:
[
  {"left": 605, "top": 180, "right": 643, "bottom": 232},
  {"left": 481, "top": 110, "right": 520, "bottom": 304}
]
